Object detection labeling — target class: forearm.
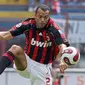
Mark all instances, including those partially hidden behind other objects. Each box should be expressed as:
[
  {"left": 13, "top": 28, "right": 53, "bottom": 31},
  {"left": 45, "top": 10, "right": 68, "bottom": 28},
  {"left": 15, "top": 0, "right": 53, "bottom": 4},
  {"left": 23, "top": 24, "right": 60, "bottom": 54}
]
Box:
[
  {"left": 55, "top": 44, "right": 67, "bottom": 61},
  {"left": 0, "top": 31, "right": 13, "bottom": 40},
  {"left": 58, "top": 44, "right": 67, "bottom": 54}
]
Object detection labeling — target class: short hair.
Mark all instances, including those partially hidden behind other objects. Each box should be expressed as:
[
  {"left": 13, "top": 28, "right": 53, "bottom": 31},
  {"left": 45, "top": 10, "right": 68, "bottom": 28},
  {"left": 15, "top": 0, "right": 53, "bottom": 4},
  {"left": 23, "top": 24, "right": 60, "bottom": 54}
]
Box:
[{"left": 35, "top": 4, "right": 50, "bottom": 13}]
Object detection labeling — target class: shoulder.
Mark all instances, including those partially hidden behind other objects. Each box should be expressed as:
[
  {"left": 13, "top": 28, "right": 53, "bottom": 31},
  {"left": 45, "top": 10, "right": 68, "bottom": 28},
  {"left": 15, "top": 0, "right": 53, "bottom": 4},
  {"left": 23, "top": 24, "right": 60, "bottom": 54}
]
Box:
[
  {"left": 22, "top": 18, "right": 35, "bottom": 25},
  {"left": 24, "top": 18, "right": 35, "bottom": 22},
  {"left": 47, "top": 18, "right": 61, "bottom": 30}
]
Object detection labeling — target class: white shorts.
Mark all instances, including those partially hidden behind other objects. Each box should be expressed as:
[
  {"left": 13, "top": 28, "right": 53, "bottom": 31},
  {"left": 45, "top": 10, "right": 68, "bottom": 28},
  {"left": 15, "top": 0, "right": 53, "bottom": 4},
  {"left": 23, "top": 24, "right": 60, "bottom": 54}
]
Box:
[{"left": 13, "top": 53, "right": 53, "bottom": 85}]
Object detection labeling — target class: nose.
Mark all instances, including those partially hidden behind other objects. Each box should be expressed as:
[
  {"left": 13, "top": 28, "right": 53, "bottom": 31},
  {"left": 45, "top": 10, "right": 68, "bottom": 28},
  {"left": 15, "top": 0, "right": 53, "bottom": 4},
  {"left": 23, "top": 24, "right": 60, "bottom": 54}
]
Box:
[{"left": 41, "top": 17, "right": 45, "bottom": 22}]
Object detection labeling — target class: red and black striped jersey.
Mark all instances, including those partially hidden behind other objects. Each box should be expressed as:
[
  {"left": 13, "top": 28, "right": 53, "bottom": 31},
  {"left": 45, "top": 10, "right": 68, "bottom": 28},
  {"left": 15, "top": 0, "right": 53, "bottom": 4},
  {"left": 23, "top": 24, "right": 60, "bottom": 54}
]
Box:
[{"left": 10, "top": 18, "right": 69, "bottom": 64}]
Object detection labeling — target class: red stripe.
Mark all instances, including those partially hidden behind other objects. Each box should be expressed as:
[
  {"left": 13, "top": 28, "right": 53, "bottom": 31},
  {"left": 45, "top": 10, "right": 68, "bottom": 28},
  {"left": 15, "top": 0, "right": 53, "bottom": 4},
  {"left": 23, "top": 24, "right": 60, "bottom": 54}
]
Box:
[
  {"left": 31, "top": 19, "right": 35, "bottom": 24},
  {"left": 32, "top": 31, "right": 39, "bottom": 60},
  {"left": 40, "top": 31, "right": 47, "bottom": 63},
  {"left": 55, "top": 46, "right": 59, "bottom": 56},
  {"left": 27, "top": 29, "right": 33, "bottom": 55},
  {"left": 22, "top": 20, "right": 31, "bottom": 25},
  {"left": 22, "top": 19, "right": 35, "bottom": 25},
  {"left": 3, "top": 52, "right": 14, "bottom": 62},
  {"left": 49, "top": 48, "right": 53, "bottom": 63},
  {"left": 61, "top": 34, "right": 65, "bottom": 38},
  {"left": 10, "top": 26, "right": 17, "bottom": 31},
  {"left": 52, "top": 20, "right": 60, "bottom": 30}
]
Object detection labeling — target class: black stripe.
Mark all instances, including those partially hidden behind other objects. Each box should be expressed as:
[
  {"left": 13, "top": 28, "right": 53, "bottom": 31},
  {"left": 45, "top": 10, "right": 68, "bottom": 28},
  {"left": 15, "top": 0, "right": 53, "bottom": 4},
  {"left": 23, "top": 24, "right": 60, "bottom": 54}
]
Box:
[
  {"left": 43, "top": 46, "right": 51, "bottom": 64},
  {"left": 28, "top": 29, "right": 36, "bottom": 58},
  {"left": 24, "top": 30, "right": 29, "bottom": 53},
  {"left": 35, "top": 35, "right": 44, "bottom": 62}
]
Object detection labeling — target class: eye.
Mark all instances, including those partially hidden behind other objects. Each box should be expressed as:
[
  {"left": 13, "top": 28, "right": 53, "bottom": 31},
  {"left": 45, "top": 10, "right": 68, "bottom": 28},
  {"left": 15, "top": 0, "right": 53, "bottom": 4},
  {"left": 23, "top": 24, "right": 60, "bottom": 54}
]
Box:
[
  {"left": 39, "top": 16, "right": 42, "bottom": 18},
  {"left": 44, "top": 16, "right": 48, "bottom": 19}
]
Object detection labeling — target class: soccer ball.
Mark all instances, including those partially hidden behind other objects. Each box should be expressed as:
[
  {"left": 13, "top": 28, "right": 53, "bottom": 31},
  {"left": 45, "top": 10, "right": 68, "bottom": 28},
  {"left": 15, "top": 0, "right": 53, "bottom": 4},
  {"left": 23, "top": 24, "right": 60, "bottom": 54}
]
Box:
[{"left": 61, "top": 46, "right": 80, "bottom": 65}]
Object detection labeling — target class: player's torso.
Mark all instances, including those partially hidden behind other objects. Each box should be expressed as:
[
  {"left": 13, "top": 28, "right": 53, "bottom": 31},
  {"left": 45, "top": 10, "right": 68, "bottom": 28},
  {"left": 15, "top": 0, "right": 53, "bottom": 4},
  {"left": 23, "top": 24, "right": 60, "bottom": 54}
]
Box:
[{"left": 24, "top": 27, "right": 55, "bottom": 64}]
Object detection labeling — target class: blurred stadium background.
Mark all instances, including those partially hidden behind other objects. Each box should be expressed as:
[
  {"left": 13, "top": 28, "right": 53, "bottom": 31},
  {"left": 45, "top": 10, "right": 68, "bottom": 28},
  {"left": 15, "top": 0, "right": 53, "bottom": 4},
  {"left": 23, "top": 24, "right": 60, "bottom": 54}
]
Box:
[{"left": 0, "top": 0, "right": 85, "bottom": 85}]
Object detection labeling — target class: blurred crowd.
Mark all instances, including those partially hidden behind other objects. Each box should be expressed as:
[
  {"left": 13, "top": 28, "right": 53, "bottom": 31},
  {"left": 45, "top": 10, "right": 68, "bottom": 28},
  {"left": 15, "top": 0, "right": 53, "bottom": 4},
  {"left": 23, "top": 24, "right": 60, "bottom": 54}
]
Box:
[
  {"left": 28, "top": 0, "right": 61, "bottom": 14},
  {"left": 28, "top": 0, "right": 85, "bottom": 6},
  {"left": 28, "top": 0, "right": 85, "bottom": 14}
]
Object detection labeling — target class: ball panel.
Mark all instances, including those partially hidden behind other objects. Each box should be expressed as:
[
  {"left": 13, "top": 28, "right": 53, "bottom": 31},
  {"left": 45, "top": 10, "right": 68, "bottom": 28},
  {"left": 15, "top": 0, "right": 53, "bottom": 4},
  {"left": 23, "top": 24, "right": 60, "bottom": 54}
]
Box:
[
  {"left": 63, "top": 57, "right": 72, "bottom": 65},
  {"left": 73, "top": 50, "right": 79, "bottom": 62},
  {"left": 61, "top": 46, "right": 80, "bottom": 65}
]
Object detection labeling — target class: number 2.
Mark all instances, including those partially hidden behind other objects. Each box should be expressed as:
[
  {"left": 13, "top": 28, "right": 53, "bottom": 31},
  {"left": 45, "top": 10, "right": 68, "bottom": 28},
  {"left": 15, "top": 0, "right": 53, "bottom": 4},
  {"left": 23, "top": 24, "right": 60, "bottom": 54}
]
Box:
[{"left": 46, "top": 77, "right": 50, "bottom": 85}]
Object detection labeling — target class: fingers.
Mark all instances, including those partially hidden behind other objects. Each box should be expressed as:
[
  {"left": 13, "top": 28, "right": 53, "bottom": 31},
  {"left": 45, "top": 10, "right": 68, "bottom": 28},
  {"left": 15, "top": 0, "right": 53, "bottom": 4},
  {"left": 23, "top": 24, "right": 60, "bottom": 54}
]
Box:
[{"left": 59, "top": 63, "right": 68, "bottom": 73}]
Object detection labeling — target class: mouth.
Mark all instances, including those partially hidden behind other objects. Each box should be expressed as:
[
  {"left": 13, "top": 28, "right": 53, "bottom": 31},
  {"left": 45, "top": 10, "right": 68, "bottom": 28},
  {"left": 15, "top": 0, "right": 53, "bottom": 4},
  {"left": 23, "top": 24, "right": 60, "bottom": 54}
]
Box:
[
  {"left": 41, "top": 24, "right": 45, "bottom": 27},
  {"left": 41, "top": 23, "right": 46, "bottom": 26},
  {"left": 36, "top": 22, "right": 46, "bottom": 28},
  {"left": 37, "top": 24, "right": 45, "bottom": 29}
]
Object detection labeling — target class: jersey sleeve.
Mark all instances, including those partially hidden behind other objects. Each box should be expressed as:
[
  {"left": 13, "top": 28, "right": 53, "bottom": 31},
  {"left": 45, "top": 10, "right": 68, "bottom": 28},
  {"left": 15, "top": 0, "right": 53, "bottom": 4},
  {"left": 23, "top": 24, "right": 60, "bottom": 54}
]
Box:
[
  {"left": 9, "top": 21, "right": 31, "bottom": 37},
  {"left": 48, "top": 19, "right": 70, "bottom": 46}
]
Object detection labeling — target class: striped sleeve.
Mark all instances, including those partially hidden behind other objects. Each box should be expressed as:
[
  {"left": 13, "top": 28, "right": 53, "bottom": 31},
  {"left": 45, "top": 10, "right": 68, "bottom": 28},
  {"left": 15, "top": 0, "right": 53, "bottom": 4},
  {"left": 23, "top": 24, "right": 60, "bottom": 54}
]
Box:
[
  {"left": 9, "top": 20, "right": 31, "bottom": 37},
  {"left": 48, "top": 19, "right": 70, "bottom": 46}
]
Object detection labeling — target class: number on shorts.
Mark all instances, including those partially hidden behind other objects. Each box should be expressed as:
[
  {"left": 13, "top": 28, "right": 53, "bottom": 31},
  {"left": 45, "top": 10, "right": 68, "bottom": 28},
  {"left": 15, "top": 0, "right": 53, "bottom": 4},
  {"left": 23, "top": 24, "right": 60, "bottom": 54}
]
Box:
[{"left": 46, "top": 77, "right": 50, "bottom": 85}]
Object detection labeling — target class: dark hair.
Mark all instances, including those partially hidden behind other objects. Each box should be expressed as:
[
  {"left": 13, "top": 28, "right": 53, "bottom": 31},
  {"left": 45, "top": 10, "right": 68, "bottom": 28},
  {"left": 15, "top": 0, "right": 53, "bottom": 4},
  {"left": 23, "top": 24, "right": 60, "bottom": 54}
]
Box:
[{"left": 35, "top": 4, "right": 50, "bottom": 13}]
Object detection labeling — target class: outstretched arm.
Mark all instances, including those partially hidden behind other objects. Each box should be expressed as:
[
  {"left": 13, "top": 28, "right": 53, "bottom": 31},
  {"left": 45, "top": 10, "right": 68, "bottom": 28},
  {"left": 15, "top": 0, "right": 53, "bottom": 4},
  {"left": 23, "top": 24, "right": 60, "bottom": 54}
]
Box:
[
  {"left": 56, "top": 44, "right": 68, "bottom": 73},
  {"left": 0, "top": 31, "right": 13, "bottom": 40},
  {"left": 0, "top": 20, "right": 31, "bottom": 40}
]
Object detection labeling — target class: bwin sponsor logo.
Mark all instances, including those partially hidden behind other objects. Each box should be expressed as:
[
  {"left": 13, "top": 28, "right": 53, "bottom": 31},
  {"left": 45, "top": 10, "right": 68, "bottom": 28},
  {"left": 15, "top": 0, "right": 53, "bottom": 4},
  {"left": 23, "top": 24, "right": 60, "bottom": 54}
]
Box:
[{"left": 31, "top": 38, "right": 52, "bottom": 47}]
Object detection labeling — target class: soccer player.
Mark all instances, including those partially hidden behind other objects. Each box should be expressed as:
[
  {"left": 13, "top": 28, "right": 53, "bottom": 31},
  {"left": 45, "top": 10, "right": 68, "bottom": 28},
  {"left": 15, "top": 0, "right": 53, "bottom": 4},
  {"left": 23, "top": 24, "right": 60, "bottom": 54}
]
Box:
[{"left": 0, "top": 4, "right": 69, "bottom": 85}]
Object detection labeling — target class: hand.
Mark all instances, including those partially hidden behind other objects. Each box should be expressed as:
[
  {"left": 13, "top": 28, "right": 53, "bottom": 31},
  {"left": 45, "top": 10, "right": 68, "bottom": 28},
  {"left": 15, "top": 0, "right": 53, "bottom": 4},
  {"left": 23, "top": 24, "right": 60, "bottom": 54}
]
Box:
[{"left": 59, "top": 61, "right": 68, "bottom": 73}]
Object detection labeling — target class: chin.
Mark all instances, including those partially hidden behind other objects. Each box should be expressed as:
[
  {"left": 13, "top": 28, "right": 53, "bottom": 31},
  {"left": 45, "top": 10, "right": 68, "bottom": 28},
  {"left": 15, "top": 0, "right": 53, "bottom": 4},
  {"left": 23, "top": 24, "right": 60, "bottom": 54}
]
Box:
[{"left": 37, "top": 27, "right": 43, "bottom": 29}]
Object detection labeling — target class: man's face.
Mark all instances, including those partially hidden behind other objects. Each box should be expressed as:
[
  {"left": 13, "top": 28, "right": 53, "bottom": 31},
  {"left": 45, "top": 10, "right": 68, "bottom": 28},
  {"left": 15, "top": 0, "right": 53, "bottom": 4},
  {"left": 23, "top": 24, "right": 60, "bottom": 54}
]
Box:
[{"left": 35, "top": 8, "right": 50, "bottom": 29}]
